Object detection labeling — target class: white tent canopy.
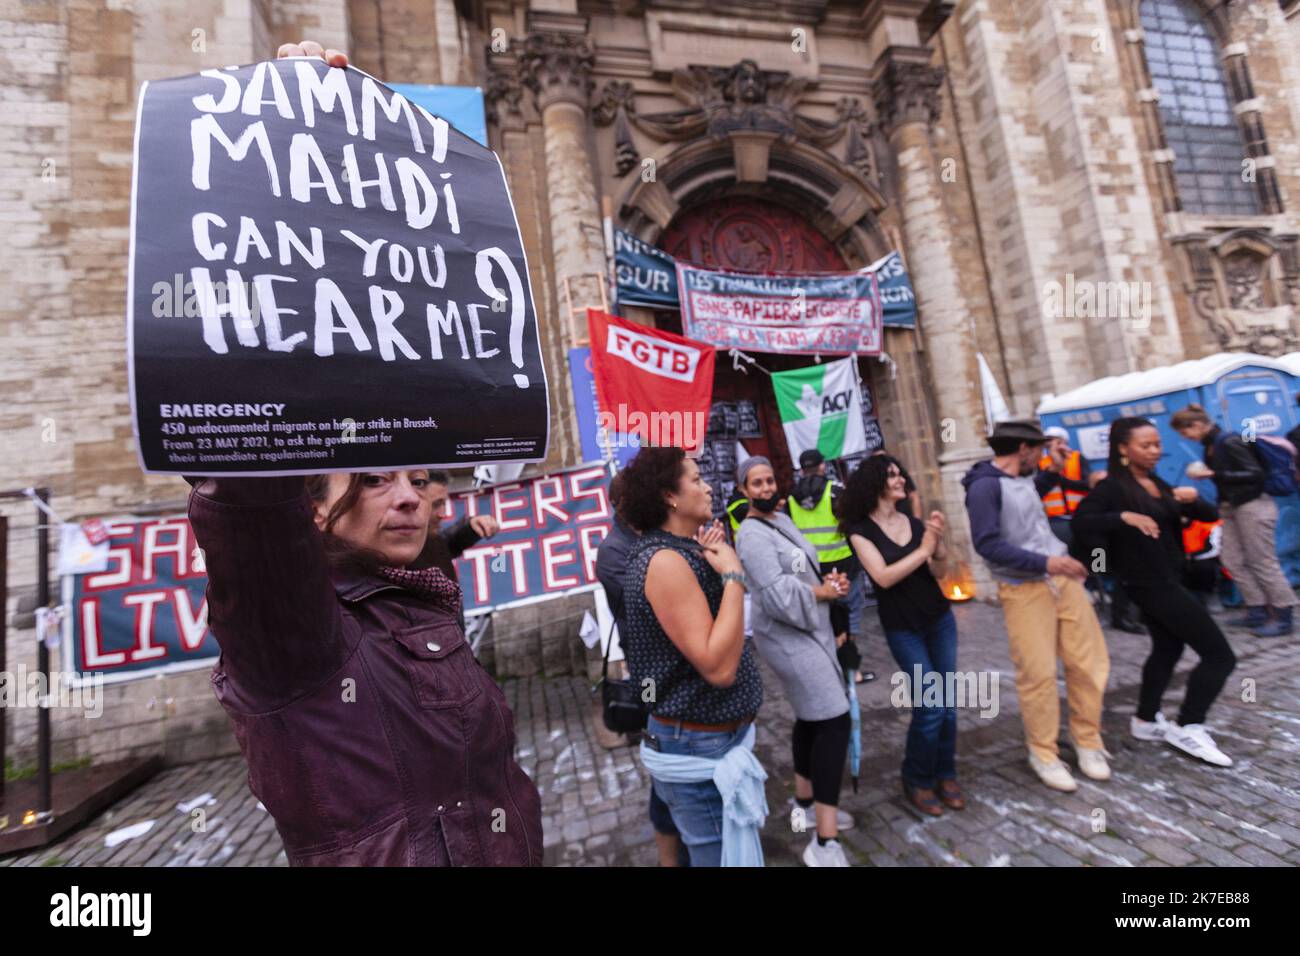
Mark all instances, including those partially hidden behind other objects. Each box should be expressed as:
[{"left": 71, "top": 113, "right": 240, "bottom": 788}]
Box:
[{"left": 1037, "top": 352, "right": 1297, "bottom": 415}]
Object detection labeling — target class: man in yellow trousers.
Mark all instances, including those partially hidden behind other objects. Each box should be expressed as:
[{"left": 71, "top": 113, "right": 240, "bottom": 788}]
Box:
[{"left": 962, "top": 420, "right": 1111, "bottom": 792}]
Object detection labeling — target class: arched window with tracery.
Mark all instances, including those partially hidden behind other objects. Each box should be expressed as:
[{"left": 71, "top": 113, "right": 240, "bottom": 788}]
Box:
[{"left": 1139, "top": 0, "right": 1260, "bottom": 215}]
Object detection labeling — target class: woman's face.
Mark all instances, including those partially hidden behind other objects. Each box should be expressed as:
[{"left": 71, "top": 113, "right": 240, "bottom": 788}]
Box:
[
  {"left": 881, "top": 463, "right": 907, "bottom": 503},
  {"left": 669, "top": 457, "right": 714, "bottom": 524},
  {"left": 315, "top": 470, "right": 434, "bottom": 566},
  {"left": 742, "top": 464, "right": 778, "bottom": 507},
  {"left": 1177, "top": 421, "right": 1211, "bottom": 442},
  {"left": 1121, "top": 425, "right": 1162, "bottom": 473}
]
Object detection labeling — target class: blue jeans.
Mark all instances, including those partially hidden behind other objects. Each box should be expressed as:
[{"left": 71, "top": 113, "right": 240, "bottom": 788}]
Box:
[
  {"left": 645, "top": 716, "right": 752, "bottom": 868},
  {"left": 884, "top": 610, "right": 958, "bottom": 790},
  {"left": 646, "top": 786, "right": 691, "bottom": 867},
  {"left": 647, "top": 787, "right": 678, "bottom": 835}
]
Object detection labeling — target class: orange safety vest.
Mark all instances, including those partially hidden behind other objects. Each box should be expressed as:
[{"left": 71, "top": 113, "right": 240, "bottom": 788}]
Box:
[
  {"left": 1039, "top": 451, "right": 1087, "bottom": 517},
  {"left": 1182, "top": 519, "right": 1220, "bottom": 558}
]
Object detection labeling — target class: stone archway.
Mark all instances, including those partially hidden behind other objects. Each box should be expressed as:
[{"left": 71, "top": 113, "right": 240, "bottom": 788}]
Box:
[
  {"left": 652, "top": 194, "right": 861, "bottom": 487},
  {"left": 618, "top": 135, "right": 891, "bottom": 271},
  {"left": 612, "top": 128, "right": 942, "bottom": 503},
  {"left": 602, "top": 64, "right": 914, "bottom": 490},
  {"left": 610, "top": 119, "right": 967, "bottom": 586},
  {"left": 579, "top": 48, "right": 1002, "bottom": 595}
]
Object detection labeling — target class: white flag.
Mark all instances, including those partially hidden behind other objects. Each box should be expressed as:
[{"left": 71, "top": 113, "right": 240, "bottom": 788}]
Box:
[{"left": 978, "top": 353, "right": 1011, "bottom": 435}]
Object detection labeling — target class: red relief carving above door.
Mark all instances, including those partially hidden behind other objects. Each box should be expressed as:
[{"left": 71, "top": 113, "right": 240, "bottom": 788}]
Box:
[
  {"left": 659, "top": 197, "right": 847, "bottom": 273},
  {"left": 655, "top": 197, "right": 854, "bottom": 490}
]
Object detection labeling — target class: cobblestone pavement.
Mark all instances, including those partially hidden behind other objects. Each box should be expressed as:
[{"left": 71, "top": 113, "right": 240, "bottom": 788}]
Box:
[{"left": 4, "top": 600, "right": 1298, "bottom": 867}]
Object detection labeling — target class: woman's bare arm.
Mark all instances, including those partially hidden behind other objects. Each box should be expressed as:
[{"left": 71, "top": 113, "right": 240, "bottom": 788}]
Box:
[{"left": 644, "top": 549, "right": 745, "bottom": 688}]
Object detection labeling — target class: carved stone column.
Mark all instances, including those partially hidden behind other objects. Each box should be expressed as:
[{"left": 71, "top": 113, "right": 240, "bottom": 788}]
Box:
[
  {"left": 505, "top": 28, "right": 609, "bottom": 469},
  {"left": 517, "top": 31, "right": 608, "bottom": 347},
  {"left": 872, "top": 46, "right": 992, "bottom": 597}
]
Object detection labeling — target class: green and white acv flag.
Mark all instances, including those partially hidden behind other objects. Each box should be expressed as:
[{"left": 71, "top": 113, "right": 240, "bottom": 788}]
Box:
[{"left": 771, "top": 357, "right": 866, "bottom": 461}]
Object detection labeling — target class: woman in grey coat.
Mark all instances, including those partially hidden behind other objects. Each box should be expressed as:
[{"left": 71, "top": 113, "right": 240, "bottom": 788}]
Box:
[{"left": 734, "top": 456, "right": 854, "bottom": 868}]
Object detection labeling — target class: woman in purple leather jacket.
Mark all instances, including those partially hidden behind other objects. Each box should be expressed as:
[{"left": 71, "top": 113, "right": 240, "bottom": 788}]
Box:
[
  {"left": 181, "top": 40, "right": 541, "bottom": 867},
  {"left": 188, "top": 466, "right": 542, "bottom": 866}
]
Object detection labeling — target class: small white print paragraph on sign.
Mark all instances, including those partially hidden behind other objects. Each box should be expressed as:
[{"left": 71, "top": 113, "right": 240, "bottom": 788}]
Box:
[{"left": 156, "top": 403, "right": 439, "bottom": 467}]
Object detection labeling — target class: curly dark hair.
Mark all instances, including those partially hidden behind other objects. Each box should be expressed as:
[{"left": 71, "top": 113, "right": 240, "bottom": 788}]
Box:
[
  {"left": 837, "top": 454, "right": 903, "bottom": 536},
  {"left": 616, "top": 446, "right": 687, "bottom": 532},
  {"left": 608, "top": 470, "right": 626, "bottom": 510}
]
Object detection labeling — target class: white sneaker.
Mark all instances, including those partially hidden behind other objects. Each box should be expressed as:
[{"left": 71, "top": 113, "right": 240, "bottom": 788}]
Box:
[
  {"left": 1028, "top": 753, "right": 1079, "bottom": 792},
  {"left": 803, "top": 838, "right": 851, "bottom": 867},
  {"left": 1076, "top": 747, "right": 1112, "bottom": 781},
  {"left": 786, "top": 797, "right": 854, "bottom": 831},
  {"left": 1164, "top": 723, "right": 1233, "bottom": 767},
  {"left": 1130, "top": 712, "right": 1170, "bottom": 742}
]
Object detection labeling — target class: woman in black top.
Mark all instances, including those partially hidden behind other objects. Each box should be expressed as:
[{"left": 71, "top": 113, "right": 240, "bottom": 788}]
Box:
[
  {"left": 619, "top": 446, "right": 764, "bottom": 866},
  {"left": 839, "top": 455, "right": 963, "bottom": 817},
  {"left": 1071, "top": 417, "right": 1236, "bottom": 768}
]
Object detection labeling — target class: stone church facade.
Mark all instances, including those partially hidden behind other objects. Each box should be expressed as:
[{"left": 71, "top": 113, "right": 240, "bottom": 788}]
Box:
[{"left": 4, "top": 0, "right": 1300, "bottom": 766}]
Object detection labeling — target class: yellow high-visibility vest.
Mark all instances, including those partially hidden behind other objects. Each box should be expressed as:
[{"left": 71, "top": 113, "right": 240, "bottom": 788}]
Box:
[
  {"left": 727, "top": 497, "right": 747, "bottom": 535},
  {"left": 787, "top": 483, "right": 852, "bottom": 564}
]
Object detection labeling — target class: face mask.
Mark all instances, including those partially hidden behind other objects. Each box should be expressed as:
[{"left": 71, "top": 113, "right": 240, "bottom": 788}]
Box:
[{"left": 751, "top": 492, "right": 780, "bottom": 514}]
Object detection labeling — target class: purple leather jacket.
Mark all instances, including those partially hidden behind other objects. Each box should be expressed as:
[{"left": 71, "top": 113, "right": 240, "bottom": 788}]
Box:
[{"left": 188, "top": 476, "right": 543, "bottom": 866}]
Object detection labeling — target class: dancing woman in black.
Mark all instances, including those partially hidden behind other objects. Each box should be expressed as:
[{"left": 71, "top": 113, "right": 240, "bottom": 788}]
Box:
[{"left": 1071, "top": 417, "right": 1237, "bottom": 767}]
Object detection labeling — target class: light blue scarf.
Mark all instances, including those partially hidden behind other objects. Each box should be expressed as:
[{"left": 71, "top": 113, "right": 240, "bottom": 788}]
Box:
[{"left": 639, "top": 723, "right": 768, "bottom": 866}]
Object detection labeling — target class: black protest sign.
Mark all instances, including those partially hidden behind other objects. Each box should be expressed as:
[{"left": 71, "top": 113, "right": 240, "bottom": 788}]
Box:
[
  {"left": 128, "top": 59, "right": 548, "bottom": 474},
  {"left": 735, "top": 400, "right": 761, "bottom": 438}
]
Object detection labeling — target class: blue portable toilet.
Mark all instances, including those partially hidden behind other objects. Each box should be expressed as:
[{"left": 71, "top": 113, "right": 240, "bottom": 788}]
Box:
[{"left": 1037, "top": 353, "right": 1300, "bottom": 584}]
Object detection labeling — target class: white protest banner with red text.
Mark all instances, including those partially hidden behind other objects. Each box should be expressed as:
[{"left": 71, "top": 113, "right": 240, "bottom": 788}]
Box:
[
  {"left": 586, "top": 308, "right": 714, "bottom": 453},
  {"left": 676, "top": 265, "right": 882, "bottom": 355}
]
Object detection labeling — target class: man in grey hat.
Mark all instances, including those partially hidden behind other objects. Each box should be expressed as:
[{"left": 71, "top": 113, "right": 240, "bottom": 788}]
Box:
[{"left": 962, "top": 420, "right": 1111, "bottom": 793}]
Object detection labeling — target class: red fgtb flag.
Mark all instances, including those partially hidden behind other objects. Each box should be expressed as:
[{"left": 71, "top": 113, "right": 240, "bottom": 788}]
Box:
[{"left": 587, "top": 309, "right": 714, "bottom": 453}]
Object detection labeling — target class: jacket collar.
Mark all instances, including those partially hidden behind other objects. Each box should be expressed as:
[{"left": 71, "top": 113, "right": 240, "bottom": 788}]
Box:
[
  {"left": 330, "top": 565, "right": 402, "bottom": 604},
  {"left": 329, "top": 532, "right": 452, "bottom": 604}
]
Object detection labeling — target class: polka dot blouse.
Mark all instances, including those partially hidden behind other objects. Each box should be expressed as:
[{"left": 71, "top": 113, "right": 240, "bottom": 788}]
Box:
[{"left": 622, "top": 529, "right": 763, "bottom": 723}]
